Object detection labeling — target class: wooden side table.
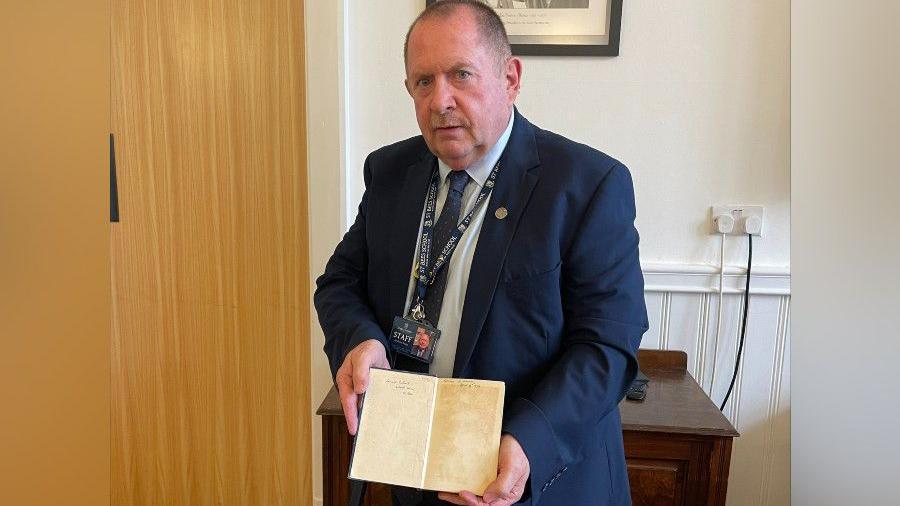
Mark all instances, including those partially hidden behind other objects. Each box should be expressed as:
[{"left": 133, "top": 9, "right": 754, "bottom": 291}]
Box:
[
  {"left": 316, "top": 350, "right": 738, "bottom": 505},
  {"left": 620, "top": 350, "right": 739, "bottom": 506}
]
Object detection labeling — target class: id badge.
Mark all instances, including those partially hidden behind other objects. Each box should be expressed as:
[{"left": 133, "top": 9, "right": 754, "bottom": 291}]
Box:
[{"left": 389, "top": 316, "right": 440, "bottom": 364}]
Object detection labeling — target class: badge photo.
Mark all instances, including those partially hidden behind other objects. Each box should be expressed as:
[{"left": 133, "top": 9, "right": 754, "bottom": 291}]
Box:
[{"left": 389, "top": 316, "right": 440, "bottom": 364}]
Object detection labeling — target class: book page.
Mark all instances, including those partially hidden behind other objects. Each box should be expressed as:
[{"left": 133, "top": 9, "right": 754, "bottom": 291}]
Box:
[
  {"left": 349, "top": 369, "right": 437, "bottom": 489},
  {"left": 423, "top": 378, "right": 505, "bottom": 495}
]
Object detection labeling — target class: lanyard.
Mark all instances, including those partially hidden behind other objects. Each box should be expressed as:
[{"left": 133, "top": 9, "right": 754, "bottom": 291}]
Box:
[{"left": 409, "top": 161, "right": 501, "bottom": 322}]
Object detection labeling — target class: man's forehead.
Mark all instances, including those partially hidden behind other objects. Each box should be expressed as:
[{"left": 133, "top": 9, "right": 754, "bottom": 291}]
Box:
[
  {"left": 413, "top": 5, "right": 477, "bottom": 34},
  {"left": 408, "top": 10, "right": 483, "bottom": 54},
  {"left": 407, "top": 20, "right": 487, "bottom": 72}
]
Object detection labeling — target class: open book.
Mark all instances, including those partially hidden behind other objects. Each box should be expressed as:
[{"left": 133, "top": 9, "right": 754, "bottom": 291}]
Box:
[{"left": 349, "top": 368, "right": 505, "bottom": 495}]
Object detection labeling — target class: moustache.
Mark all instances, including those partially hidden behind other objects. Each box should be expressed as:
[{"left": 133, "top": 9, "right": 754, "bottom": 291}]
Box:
[{"left": 431, "top": 115, "right": 469, "bottom": 130}]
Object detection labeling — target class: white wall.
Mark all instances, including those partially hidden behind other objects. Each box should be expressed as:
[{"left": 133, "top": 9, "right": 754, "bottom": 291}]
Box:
[
  {"left": 347, "top": 0, "right": 790, "bottom": 270},
  {"left": 308, "top": 1, "right": 791, "bottom": 505},
  {"left": 792, "top": 1, "right": 900, "bottom": 504},
  {"left": 304, "top": 1, "right": 347, "bottom": 504}
]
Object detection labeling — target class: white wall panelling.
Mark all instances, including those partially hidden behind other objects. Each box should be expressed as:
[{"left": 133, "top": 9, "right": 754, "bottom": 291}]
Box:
[{"left": 641, "top": 264, "right": 790, "bottom": 506}]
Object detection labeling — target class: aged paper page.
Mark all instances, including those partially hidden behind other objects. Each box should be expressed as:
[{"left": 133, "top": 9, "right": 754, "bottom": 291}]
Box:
[
  {"left": 423, "top": 379, "right": 505, "bottom": 495},
  {"left": 349, "top": 369, "right": 437, "bottom": 489}
]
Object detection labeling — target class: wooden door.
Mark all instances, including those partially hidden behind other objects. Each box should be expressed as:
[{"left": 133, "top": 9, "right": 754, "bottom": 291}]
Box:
[
  {"left": 110, "top": 1, "right": 311, "bottom": 504},
  {"left": 1, "top": 2, "right": 109, "bottom": 505}
]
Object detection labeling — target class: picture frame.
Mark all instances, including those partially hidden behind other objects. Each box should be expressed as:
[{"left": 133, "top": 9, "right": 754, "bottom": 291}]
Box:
[{"left": 424, "top": 0, "right": 623, "bottom": 56}]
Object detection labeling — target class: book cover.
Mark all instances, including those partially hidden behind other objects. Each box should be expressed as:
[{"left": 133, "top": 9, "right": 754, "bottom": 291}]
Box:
[{"left": 348, "top": 368, "right": 505, "bottom": 495}]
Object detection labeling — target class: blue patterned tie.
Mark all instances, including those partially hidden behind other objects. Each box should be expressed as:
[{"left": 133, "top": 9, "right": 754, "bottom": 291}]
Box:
[{"left": 422, "top": 169, "right": 470, "bottom": 326}]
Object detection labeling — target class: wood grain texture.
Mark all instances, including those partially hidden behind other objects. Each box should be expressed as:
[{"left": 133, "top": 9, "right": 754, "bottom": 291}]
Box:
[
  {"left": 111, "top": 0, "right": 310, "bottom": 504},
  {"left": 627, "top": 458, "right": 685, "bottom": 506}
]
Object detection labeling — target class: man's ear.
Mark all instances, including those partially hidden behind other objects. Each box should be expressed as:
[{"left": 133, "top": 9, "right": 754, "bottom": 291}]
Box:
[
  {"left": 505, "top": 57, "right": 522, "bottom": 101},
  {"left": 404, "top": 78, "right": 413, "bottom": 97}
]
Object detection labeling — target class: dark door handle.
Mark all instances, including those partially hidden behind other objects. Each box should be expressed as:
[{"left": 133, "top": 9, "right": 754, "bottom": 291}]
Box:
[{"left": 110, "top": 133, "right": 119, "bottom": 223}]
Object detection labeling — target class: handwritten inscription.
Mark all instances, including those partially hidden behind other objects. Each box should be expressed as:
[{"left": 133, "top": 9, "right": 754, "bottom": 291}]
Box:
[
  {"left": 386, "top": 378, "right": 418, "bottom": 397},
  {"left": 446, "top": 380, "right": 482, "bottom": 389}
]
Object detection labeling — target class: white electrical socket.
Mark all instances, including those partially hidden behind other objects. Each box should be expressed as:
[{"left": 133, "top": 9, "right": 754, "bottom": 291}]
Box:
[{"left": 710, "top": 205, "right": 765, "bottom": 236}]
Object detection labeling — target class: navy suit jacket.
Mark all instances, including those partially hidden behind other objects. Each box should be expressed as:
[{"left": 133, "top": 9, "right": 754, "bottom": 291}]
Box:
[{"left": 315, "top": 110, "right": 648, "bottom": 505}]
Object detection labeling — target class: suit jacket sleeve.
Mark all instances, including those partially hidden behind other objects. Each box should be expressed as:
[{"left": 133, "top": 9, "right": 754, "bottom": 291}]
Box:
[
  {"left": 314, "top": 155, "right": 389, "bottom": 379},
  {"left": 501, "top": 163, "right": 648, "bottom": 503}
]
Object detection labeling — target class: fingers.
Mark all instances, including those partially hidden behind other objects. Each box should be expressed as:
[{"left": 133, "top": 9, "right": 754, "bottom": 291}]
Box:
[
  {"left": 352, "top": 355, "right": 370, "bottom": 395},
  {"left": 458, "top": 490, "right": 487, "bottom": 505},
  {"left": 482, "top": 476, "right": 526, "bottom": 506},
  {"left": 481, "top": 466, "right": 520, "bottom": 504},
  {"left": 362, "top": 338, "right": 390, "bottom": 370},
  {"left": 483, "top": 439, "right": 529, "bottom": 504},
  {"left": 352, "top": 340, "right": 388, "bottom": 394},
  {"left": 436, "top": 492, "right": 470, "bottom": 505},
  {"left": 336, "top": 369, "right": 359, "bottom": 435},
  {"left": 437, "top": 491, "right": 485, "bottom": 506},
  {"left": 337, "top": 339, "right": 389, "bottom": 435},
  {"left": 505, "top": 472, "right": 528, "bottom": 505}
]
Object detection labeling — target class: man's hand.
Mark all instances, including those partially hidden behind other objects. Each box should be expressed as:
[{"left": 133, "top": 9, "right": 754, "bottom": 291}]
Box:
[
  {"left": 437, "top": 434, "right": 530, "bottom": 506},
  {"left": 335, "top": 339, "right": 390, "bottom": 435}
]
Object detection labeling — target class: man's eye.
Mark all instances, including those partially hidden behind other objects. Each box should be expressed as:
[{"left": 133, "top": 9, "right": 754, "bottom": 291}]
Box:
[
  {"left": 417, "top": 78, "right": 432, "bottom": 87},
  {"left": 456, "top": 70, "right": 472, "bottom": 80}
]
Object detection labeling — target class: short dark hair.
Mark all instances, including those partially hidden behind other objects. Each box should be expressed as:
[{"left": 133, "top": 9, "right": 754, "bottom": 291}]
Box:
[{"left": 403, "top": 0, "right": 512, "bottom": 71}]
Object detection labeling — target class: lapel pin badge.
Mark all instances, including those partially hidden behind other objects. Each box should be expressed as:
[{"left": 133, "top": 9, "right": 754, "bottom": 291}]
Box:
[{"left": 495, "top": 207, "right": 508, "bottom": 220}]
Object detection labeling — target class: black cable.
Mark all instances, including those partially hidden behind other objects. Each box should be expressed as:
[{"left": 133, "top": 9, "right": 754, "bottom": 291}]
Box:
[{"left": 720, "top": 233, "right": 752, "bottom": 412}]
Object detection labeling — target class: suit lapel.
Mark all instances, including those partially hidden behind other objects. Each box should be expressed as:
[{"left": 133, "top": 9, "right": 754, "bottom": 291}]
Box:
[
  {"left": 388, "top": 150, "right": 436, "bottom": 321},
  {"left": 453, "top": 110, "right": 542, "bottom": 377}
]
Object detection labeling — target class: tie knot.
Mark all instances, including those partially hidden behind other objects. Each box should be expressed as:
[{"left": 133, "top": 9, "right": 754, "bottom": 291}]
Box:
[{"left": 447, "top": 170, "right": 469, "bottom": 196}]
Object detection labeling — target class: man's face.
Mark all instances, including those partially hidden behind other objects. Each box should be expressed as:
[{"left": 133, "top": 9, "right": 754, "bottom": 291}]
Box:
[
  {"left": 416, "top": 328, "right": 430, "bottom": 349},
  {"left": 405, "top": 8, "right": 522, "bottom": 170}
]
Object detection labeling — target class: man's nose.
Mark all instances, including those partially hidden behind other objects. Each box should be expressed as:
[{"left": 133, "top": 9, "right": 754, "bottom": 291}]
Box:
[{"left": 429, "top": 77, "right": 455, "bottom": 113}]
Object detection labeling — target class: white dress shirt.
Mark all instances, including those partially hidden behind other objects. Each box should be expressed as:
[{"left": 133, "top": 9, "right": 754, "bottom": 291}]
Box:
[{"left": 403, "top": 111, "right": 516, "bottom": 378}]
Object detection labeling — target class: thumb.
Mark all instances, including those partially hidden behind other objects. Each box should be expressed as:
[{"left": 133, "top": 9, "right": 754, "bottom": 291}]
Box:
[
  {"left": 482, "top": 466, "right": 518, "bottom": 503},
  {"left": 352, "top": 364, "right": 370, "bottom": 395}
]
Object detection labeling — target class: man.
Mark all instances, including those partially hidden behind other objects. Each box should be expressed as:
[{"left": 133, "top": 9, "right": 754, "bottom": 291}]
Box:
[
  {"left": 314, "top": 1, "right": 647, "bottom": 504},
  {"left": 414, "top": 326, "right": 431, "bottom": 359}
]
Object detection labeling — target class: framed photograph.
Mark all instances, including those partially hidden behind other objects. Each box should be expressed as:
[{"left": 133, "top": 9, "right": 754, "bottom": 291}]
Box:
[{"left": 425, "top": 0, "right": 622, "bottom": 56}]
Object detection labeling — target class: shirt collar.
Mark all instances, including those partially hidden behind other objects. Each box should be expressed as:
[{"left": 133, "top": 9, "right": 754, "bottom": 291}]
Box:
[{"left": 438, "top": 109, "right": 515, "bottom": 187}]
